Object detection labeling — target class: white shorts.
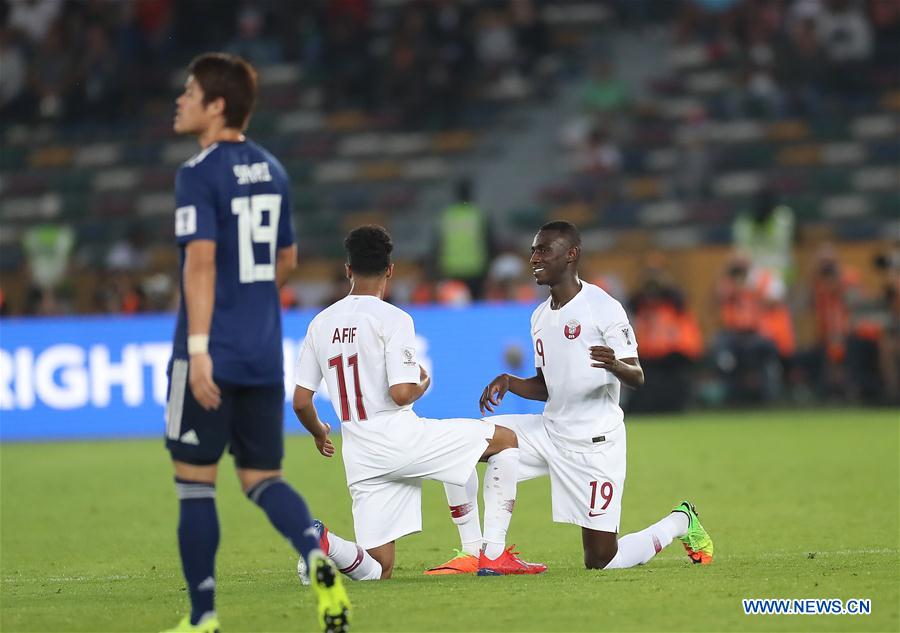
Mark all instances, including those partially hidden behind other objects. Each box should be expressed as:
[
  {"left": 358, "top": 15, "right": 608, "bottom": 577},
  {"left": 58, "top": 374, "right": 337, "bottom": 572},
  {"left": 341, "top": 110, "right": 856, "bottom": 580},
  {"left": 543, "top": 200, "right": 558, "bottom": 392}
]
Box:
[
  {"left": 346, "top": 417, "right": 494, "bottom": 549},
  {"left": 491, "top": 414, "right": 626, "bottom": 533}
]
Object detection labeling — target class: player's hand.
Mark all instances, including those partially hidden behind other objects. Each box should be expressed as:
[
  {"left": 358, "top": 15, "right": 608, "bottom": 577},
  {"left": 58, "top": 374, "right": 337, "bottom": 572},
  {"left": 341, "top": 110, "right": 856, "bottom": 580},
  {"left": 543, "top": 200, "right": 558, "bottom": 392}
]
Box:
[
  {"left": 480, "top": 374, "right": 510, "bottom": 415},
  {"left": 314, "top": 422, "right": 335, "bottom": 458},
  {"left": 189, "top": 352, "right": 221, "bottom": 410},
  {"left": 589, "top": 345, "right": 620, "bottom": 372}
]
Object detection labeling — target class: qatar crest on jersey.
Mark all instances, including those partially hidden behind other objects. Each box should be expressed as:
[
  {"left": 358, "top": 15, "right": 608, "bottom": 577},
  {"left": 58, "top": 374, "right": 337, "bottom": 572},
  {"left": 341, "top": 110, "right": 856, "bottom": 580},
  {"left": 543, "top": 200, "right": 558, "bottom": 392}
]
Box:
[{"left": 564, "top": 319, "right": 582, "bottom": 340}]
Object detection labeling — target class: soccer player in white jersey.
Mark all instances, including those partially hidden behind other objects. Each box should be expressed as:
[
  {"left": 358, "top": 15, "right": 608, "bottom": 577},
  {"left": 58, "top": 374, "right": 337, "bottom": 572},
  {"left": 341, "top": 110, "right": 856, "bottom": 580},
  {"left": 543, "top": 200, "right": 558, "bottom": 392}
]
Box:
[
  {"left": 430, "top": 221, "right": 714, "bottom": 573},
  {"left": 292, "top": 225, "right": 546, "bottom": 579}
]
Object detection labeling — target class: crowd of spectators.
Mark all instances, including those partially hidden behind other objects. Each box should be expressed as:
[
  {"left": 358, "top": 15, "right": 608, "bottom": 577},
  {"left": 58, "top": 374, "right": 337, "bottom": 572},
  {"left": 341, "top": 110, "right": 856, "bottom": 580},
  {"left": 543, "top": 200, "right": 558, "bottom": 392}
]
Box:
[
  {"left": 2, "top": 0, "right": 897, "bottom": 408},
  {"left": 0, "top": 0, "right": 556, "bottom": 129}
]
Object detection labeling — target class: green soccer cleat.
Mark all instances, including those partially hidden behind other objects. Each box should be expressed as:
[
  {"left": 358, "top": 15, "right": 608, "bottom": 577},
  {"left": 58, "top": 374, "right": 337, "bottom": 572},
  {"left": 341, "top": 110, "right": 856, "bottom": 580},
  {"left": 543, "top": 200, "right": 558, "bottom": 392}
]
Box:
[
  {"left": 161, "top": 614, "right": 221, "bottom": 633},
  {"left": 310, "top": 553, "right": 351, "bottom": 633},
  {"left": 673, "top": 500, "right": 714, "bottom": 565}
]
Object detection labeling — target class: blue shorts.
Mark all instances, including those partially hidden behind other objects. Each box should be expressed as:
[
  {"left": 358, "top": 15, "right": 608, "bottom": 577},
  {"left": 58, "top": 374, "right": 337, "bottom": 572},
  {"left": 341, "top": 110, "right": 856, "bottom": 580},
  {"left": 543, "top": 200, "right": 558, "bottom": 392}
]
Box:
[{"left": 164, "top": 359, "right": 284, "bottom": 470}]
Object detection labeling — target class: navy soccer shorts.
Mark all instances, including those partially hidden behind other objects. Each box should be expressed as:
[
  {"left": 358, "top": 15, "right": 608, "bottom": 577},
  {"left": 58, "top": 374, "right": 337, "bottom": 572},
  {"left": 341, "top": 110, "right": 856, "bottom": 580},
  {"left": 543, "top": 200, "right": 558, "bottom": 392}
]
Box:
[{"left": 164, "top": 359, "right": 284, "bottom": 470}]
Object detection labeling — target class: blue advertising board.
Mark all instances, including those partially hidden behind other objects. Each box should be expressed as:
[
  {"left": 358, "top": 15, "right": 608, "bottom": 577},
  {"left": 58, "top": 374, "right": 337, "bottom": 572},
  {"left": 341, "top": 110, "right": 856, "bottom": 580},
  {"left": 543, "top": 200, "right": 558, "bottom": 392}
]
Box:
[{"left": 0, "top": 305, "right": 543, "bottom": 441}]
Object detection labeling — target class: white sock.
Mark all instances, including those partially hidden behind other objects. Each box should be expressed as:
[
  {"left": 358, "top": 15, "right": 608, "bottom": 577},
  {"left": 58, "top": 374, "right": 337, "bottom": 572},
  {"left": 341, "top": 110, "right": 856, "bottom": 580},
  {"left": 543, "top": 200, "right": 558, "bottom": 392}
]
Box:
[
  {"left": 604, "top": 511, "right": 688, "bottom": 569},
  {"left": 444, "top": 470, "right": 482, "bottom": 556},
  {"left": 323, "top": 529, "right": 383, "bottom": 581},
  {"left": 482, "top": 448, "right": 519, "bottom": 559}
]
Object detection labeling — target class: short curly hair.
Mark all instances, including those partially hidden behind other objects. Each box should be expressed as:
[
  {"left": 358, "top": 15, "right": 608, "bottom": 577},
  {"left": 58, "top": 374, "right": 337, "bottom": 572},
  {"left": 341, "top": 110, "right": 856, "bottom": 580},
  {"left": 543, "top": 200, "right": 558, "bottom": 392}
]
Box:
[{"left": 344, "top": 225, "right": 394, "bottom": 276}]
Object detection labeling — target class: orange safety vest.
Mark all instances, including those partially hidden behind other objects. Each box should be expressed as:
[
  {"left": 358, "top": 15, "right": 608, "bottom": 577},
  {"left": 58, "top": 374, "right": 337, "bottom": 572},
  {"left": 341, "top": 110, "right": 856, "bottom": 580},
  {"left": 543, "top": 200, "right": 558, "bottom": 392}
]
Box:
[
  {"left": 754, "top": 269, "right": 795, "bottom": 358},
  {"left": 634, "top": 303, "right": 704, "bottom": 360},
  {"left": 719, "top": 280, "right": 762, "bottom": 332},
  {"left": 813, "top": 277, "right": 849, "bottom": 362}
]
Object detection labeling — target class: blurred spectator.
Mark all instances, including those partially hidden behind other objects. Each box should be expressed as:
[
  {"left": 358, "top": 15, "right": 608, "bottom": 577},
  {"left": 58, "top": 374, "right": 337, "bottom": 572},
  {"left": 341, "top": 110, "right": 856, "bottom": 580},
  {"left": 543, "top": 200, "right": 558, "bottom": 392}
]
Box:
[
  {"left": 484, "top": 247, "right": 537, "bottom": 303},
  {"left": 732, "top": 188, "right": 795, "bottom": 287},
  {"left": 817, "top": 0, "right": 873, "bottom": 65},
  {"left": 581, "top": 60, "right": 629, "bottom": 116},
  {"left": 475, "top": 6, "right": 517, "bottom": 79},
  {"left": 72, "top": 21, "right": 123, "bottom": 120},
  {"left": 777, "top": 15, "right": 825, "bottom": 117},
  {"left": 847, "top": 248, "right": 900, "bottom": 404},
  {"left": 435, "top": 279, "right": 472, "bottom": 306},
  {"left": 105, "top": 226, "right": 149, "bottom": 272},
  {"left": 511, "top": 0, "right": 549, "bottom": 78},
  {"left": 711, "top": 253, "right": 782, "bottom": 403},
  {"left": 141, "top": 272, "right": 176, "bottom": 312},
  {"left": 868, "top": 0, "right": 900, "bottom": 76},
  {"left": 626, "top": 258, "right": 704, "bottom": 413},
  {"left": 675, "top": 106, "right": 712, "bottom": 199},
  {"left": 7, "top": 0, "right": 61, "bottom": 45},
  {"left": 573, "top": 127, "right": 623, "bottom": 175},
  {"left": 817, "top": 0, "right": 874, "bottom": 104},
  {"left": 28, "top": 19, "right": 77, "bottom": 120},
  {"left": 798, "top": 245, "right": 861, "bottom": 399},
  {"left": 226, "top": 5, "right": 284, "bottom": 65},
  {"left": 93, "top": 272, "right": 144, "bottom": 314},
  {"left": 280, "top": 284, "right": 299, "bottom": 309},
  {"left": 435, "top": 178, "right": 493, "bottom": 299},
  {"left": 0, "top": 24, "right": 28, "bottom": 119}
]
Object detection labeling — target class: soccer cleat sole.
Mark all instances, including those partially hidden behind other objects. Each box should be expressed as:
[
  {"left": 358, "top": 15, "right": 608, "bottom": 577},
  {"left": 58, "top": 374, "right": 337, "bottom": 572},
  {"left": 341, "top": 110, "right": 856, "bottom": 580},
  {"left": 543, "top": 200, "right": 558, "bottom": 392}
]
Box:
[
  {"left": 424, "top": 568, "right": 474, "bottom": 575},
  {"left": 476, "top": 568, "right": 504, "bottom": 576},
  {"left": 312, "top": 557, "right": 351, "bottom": 633}
]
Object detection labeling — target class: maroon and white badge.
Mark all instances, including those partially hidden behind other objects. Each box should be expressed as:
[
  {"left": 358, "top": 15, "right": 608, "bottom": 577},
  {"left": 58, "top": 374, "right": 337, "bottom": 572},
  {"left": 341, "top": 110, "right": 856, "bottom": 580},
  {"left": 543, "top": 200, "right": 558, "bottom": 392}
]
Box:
[{"left": 564, "top": 319, "right": 581, "bottom": 339}]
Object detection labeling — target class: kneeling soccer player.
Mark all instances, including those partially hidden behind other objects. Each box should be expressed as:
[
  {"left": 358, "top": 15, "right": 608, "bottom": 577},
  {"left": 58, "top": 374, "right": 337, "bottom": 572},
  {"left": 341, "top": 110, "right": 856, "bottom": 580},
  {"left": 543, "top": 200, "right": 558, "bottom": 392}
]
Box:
[{"left": 293, "top": 225, "right": 546, "bottom": 579}]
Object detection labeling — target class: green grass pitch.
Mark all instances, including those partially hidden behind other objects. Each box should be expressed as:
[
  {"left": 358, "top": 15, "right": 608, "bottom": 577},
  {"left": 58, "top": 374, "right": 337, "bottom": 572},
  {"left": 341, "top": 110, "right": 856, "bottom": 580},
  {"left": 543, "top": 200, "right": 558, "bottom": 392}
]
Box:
[{"left": 2, "top": 409, "right": 897, "bottom": 632}]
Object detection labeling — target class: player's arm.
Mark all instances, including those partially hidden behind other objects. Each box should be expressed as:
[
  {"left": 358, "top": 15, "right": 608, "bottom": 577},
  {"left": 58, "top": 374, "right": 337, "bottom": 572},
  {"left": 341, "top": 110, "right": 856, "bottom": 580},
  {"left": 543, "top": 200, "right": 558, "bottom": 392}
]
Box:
[
  {"left": 292, "top": 385, "right": 335, "bottom": 457},
  {"left": 589, "top": 347, "right": 644, "bottom": 389},
  {"left": 480, "top": 369, "right": 548, "bottom": 415},
  {"left": 184, "top": 239, "right": 221, "bottom": 410},
  {"left": 389, "top": 364, "right": 431, "bottom": 407},
  {"left": 275, "top": 244, "right": 297, "bottom": 288}
]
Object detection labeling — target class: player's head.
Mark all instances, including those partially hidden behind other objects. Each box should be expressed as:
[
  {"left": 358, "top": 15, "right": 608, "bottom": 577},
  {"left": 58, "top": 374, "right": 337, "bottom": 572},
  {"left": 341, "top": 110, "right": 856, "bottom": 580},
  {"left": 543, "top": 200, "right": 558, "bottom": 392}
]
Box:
[
  {"left": 531, "top": 220, "right": 581, "bottom": 286},
  {"left": 174, "top": 53, "right": 257, "bottom": 136},
  {"left": 344, "top": 225, "right": 394, "bottom": 280}
]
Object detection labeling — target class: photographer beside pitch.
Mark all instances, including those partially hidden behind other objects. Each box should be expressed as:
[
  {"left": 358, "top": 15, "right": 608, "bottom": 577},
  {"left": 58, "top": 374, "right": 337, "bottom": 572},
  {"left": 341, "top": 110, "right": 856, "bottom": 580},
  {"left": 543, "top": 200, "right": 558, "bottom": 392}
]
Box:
[{"left": 431, "top": 221, "right": 714, "bottom": 573}]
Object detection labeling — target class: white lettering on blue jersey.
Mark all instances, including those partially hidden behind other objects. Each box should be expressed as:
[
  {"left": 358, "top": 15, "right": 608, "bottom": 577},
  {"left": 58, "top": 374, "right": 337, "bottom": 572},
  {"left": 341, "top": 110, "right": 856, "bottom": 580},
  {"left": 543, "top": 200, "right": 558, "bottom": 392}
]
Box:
[{"left": 232, "top": 162, "right": 273, "bottom": 185}]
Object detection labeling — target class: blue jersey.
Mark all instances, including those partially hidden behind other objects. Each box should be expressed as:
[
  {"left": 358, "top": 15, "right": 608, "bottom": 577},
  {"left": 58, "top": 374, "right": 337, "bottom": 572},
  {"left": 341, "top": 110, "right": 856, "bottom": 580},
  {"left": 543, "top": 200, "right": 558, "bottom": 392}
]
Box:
[{"left": 171, "top": 139, "right": 294, "bottom": 385}]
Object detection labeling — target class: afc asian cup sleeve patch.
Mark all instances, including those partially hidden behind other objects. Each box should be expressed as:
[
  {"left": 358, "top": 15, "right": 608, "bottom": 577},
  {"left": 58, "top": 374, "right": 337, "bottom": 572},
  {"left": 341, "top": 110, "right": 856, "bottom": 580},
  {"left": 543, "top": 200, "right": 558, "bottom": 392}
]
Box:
[{"left": 175, "top": 205, "right": 197, "bottom": 237}]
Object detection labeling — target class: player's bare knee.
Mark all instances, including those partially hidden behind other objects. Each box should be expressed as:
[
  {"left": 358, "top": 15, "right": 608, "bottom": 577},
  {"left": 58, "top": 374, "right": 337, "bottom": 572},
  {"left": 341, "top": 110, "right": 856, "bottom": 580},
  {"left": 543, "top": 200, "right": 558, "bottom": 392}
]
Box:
[
  {"left": 173, "top": 460, "right": 217, "bottom": 484},
  {"left": 484, "top": 425, "right": 518, "bottom": 458},
  {"left": 237, "top": 468, "right": 282, "bottom": 494}
]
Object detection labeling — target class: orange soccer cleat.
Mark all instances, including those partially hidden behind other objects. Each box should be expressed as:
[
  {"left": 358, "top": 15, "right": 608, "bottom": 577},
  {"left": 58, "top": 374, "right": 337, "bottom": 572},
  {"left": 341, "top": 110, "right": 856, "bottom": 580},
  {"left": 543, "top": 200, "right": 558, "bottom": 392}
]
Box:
[
  {"left": 476, "top": 546, "right": 547, "bottom": 576},
  {"left": 424, "top": 549, "right": 479, "bottom": 575}
]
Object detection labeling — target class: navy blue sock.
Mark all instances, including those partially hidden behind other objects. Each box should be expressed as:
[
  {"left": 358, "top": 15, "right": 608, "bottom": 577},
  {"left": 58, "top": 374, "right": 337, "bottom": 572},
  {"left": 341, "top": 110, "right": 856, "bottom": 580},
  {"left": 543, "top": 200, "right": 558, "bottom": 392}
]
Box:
[
  {"left": 247, "top": 477, "right": 320, "bottom": 565},
  {"left": 175, "top": 478, "right": 219, "bottom": 626}
]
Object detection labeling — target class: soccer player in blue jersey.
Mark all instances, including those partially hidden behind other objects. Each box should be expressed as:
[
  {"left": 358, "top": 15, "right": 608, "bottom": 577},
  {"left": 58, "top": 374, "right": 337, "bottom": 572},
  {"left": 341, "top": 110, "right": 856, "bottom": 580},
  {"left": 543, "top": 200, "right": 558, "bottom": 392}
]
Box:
[{"left": 162, "top": 52, "right": 349, "bottom": 633}]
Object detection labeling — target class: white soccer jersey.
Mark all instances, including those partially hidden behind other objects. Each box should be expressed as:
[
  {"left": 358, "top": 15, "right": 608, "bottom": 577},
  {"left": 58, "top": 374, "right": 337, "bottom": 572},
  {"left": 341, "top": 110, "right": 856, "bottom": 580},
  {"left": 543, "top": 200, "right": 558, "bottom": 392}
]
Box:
[
  {"left": 295, "top": 294, "right": 494, "bottom": 507},
  {"left": 530, "top": 281, "right": 638, "bottom": 451},
  {"left": 295, "top": 295, "right": 421, "bottom": 423}
]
